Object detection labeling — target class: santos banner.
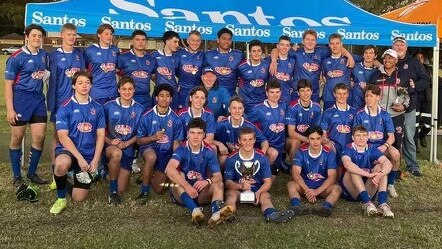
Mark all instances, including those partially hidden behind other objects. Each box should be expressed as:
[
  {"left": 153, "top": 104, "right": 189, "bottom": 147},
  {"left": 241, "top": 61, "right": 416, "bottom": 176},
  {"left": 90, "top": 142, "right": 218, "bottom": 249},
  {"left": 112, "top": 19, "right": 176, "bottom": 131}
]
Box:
[{"left": 25, "top": 0, "right": 437, "bottom": 47}]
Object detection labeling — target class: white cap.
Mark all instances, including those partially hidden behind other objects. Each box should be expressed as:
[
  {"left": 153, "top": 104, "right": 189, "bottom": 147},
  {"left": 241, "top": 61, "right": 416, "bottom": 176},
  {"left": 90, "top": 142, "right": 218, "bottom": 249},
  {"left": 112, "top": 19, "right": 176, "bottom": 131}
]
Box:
[{"left": 382, "top": 49, "right": 398, "bottom": 59}]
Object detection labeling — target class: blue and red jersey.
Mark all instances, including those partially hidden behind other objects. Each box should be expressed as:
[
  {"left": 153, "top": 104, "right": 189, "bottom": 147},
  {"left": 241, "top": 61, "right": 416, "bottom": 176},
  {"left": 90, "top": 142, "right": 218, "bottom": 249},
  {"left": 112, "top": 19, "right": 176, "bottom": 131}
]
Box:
[
  {"left": 354, "top": 106, "right": 394, "bottom": 147},
  {"left": 351, "top": 62, "right": 377, "bottom": 110},
  {"left": 178, "top": 107, "right": 216, "bottom": 138},
  {"left": 320, "top": 104, "right": 357, "bottom": 151},
  {"left": 238, "top": 60, "right": 271, "bottom": 111},
  {"left": 342, "top": 143, "right": 384, "bottom": 173},
  {"left": 176, "top": 48, "right": 204, "bottom": 91},
  {"left": 287, "top": 100, "right": 322, "bottom": 137},
  {"left": 266, "top": 56, "right": 296, "bottom": 103},
  {"left": 151, "top": 49, "right": 180, "bottom": 91},
  {"left": 322, "top": 55, "right": 352, "bottom": 103}
]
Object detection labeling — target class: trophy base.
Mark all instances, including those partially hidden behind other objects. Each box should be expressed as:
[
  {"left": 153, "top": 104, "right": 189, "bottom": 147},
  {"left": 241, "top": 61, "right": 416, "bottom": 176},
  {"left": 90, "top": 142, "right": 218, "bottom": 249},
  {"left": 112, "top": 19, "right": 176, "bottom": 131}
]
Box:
[{"left": 240, "top": 191, "right": 255, "bottom": 204}]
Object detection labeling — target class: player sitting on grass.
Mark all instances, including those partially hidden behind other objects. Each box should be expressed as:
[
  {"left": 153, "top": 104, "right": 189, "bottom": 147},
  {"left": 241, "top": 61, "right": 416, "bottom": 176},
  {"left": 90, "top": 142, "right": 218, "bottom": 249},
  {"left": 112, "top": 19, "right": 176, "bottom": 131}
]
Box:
[
  {"left": 224, "top": 127, "right": 295, "bottom": 223},
  {"left": 165, "top": 118, "right": 233, "bottom": 227},
  {"left": 340, "top": 124, "right": 394, "bottom": 218},
  {"left": 287, "top": 125, "right": 341, "bottom": 217}
]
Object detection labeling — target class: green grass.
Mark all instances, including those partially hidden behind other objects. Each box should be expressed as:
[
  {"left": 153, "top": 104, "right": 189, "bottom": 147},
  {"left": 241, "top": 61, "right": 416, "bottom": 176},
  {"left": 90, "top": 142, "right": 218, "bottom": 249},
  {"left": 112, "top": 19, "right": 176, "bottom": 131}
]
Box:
[{"left": 1, "top": 55, "right": 442, "bottom": 248}]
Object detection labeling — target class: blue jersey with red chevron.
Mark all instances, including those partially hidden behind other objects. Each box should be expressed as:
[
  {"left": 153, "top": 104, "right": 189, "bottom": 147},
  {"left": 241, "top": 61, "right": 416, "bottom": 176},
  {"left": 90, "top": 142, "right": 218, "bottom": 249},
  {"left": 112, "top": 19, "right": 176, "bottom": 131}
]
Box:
[
  {"left": 320, "top": 104, "right": 357, "bottom": 150},
  {"left": 238, "top": 60, "right": 270, "bottom": 110},
  {"left": 117, "top": 50, "right": 157, "bottom": 108},
  {"left": 151, "top": 49, "right": 180, "bottom": 91},
  {"left": 83, "top": 44, "right": 119, "bottom": 99},
  {"left": 178, "top": 107, "right": 216, "bottom": 138},
  {"left": 342, "top": 143, "right": 384, "bottom": 172},
  {"left": 351, "top": 62, "right": 377, "bottom": 109},
  {"left": 354, "top": 106, "right": 395, "bottom": 147},
  {"left": 176, "top": 48, "right": 204, "bottom": 91},
  {"left": 322, "top": 55, "right": 352, "bottom": 103},
  {"left": 265, "top": 56, "right": 296, "bottom": 103},
  {"left": 287, "top": 100, "right": 322, "bottom": 137}
]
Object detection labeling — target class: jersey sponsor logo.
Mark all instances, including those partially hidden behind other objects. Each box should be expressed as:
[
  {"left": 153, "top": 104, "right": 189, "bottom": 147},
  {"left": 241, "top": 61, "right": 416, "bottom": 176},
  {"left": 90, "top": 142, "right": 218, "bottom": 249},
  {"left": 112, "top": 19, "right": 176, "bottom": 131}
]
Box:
[
  {"left": 157, "top": 66, "right": 172, "bottom": 78},
  {"left": 327, "top": 70, "right": 344, "bottom": 78},
  {"left": 336, "top": 124, "right": 351, "bottom": 133},
  {"left": 269, "top": 123, "right": 285, "bottom": 133},
  {"left": 77, "top": 122, "right": 92, "bottom": 132},
  {"left": 182, "top": 64, "right": 198, "bottom": 74},
  {"left": 65, "top": 67, "right": 81, "bottom": 78},
  {"left": 74, "top": 109, "right": 80, "bottom": 113},
  {"left": 215, "top": 67, "right": 232, "bottom": 75},
  {"left": 31, "top": 70, "right": 45, "bottom": 80},
  {"left": 100, "top": 63, "right": 116, "bottom": 73},
  {"left": 368, "top": 131, "right": 384, "bottom": 140},
  {"left": 275, "top": 72, "right": 290, "bottom": 81},
  {"left": 302, "top": 62, "right": 319, "bottom": 72},
  {"left": 114, "top": 124, "right": 132, "bottom": 135},
  {"left": 157, "top": 134, "right": 170, "bottom": 144},
  {"left": 250, "top": 79, "right": 264, "bottom": 87},
  {"left": 187, "top": 170, "right": 203, "bottom": 181},
  {"left": 296, "top": 124, "right": 309, "bottom": 133},
  {"left": 132, "top": 70, "right": 149, "bottom": 78},
  {"left": 309, "top": 173, "right": 325, "bottom": 182}
]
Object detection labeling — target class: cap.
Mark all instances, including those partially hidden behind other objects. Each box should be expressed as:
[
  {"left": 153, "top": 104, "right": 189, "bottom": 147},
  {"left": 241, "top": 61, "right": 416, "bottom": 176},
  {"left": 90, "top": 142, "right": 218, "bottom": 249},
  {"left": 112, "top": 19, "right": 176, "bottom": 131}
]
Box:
[
  {"left": 392, "top": 36, "right": 407, "bottom": 45},
  {"left": 382, "top": 49, "right": 398, "bottom": 59},
  {"left": 202, "top": 66, "right": 215, "bottom": 75}
]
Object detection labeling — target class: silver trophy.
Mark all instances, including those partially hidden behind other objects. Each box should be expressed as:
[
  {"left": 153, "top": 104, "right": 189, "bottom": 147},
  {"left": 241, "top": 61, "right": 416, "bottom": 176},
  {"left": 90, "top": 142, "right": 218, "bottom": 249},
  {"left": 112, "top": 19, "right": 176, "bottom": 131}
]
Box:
[
  {"left": 392, "top": 86, "right": 409, "bottom": 106},
  {"left": 239, "top": 161, "right": 256, "bottom": 204}
]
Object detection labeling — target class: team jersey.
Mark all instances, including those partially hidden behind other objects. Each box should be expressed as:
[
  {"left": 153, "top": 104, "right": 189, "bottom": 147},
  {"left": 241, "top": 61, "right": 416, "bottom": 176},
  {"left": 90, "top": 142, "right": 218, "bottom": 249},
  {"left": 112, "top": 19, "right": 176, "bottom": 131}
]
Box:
[
  {"left": 171, "top": 141, "right": 220, "bottom": 186},
  {"left": 207, "top": 85, "right": 230, "bottom": 119},
  {"left": 351, "top": 62, "right": 377, "bottom": 109},
  {"left": 248, "top": 100, "right": 288, "bottom": 151},
  {"left": 266, "top": 56, "right": 296, "bottom": 103},
  {"left": 178, "top": 107, "right": 216, "bottom": 138},
  {"left": 238, "top": 60, "right": 271, "bottom": 110},
  {"left": 117, "top": 50, "right": 157, "bottom": 108},
  {"left": 83, "top": 44, "right": 119, "bottom": 99},
  {"left": 224, "top": 149, "right": 272, "bottom": 192},
  {"left": 55, "top": 96, "right": 105, "bottom": 159},
  {"left": 215, "top": 116, "right": 268, "bottom": 152},
  {"left": 354, "top": 106, "right": 394, "bottom": 147},
  {"left": 5, "top": 47, "right": 47, "bottom": 93},
  {"left": 289, "top": 47, "right": 330, "bottom": 99},
  {"left": 176, "top": 48, "right": 204, "bottom": 91},
  {"left": 47, "top": 48, "right": 85, "bottom": 112},
  {"left": 320, "top": 104, "right": 357, "bottom": 150},
  {"left": 322, "top": 55, "right": 352, "bottom": 103},
  {"left": 342, "top": 143, "right": 384, "bottom": 172},
  {"left": 103, "top": 98, "right": 144, "bottom": 157},
  {"left": 204, "top": 48, "right": 243, "bottom": 95},
  {"left": 151, "top": 49, "right": 180, "bottom": 90},
  {"left": 287, "top": 100, "right": 322, "bottom": 137},
  {"left": 137, "top": 106, "right": 184, "bottom": 153},
  {"left": 293, "top": 144, "right": 336, "bottom": 186}
]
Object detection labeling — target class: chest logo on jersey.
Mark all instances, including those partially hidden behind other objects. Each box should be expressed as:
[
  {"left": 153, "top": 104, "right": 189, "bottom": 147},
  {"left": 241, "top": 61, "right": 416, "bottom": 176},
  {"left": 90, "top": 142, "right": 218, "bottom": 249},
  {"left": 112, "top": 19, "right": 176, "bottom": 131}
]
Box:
[
  {"left": 297, "top": 124, "right": 310, "bottom": 133},
  {"left": 275, "top": 72, "right": 290, "bottom": 81},
  {"left": 115, "top": 125, "right": 132, "bottom": 135},
  {"left": 132, "top": 71, "right": 149, "bottom": 78},
  {"left": 327, "top": 70, "right": 344, "bottom": 78},
  {"left": 215, "top": 67, "right": 231, "bottom": 75},
  {"left": 302, "top": 63, "right": 319, "bottom": 72},
  {"left": 157, "top": 67, "right": 173, "bottom": 78},
  {"left": 403, "top": 64, "right": 408, "bottom": 70},
  {"left": 157, "top": 134, "right": 170, "bottom": 144},
  {"left": 368, "top": 131, "right": 384, "bottom": 140},
  {"left": 212, "top": 97, "right": 217, "bottom": 104},
  {"left": 336, "top": 124, "right": 351, "bottom": 133},
  {"left": 131, "top": 111, "right": 136, "bottom": 119},
  {"left": 182, "top": 64, "right": 199, "bottom": 75},
  {"left": 100, "top": 63, "right": 116, "bottom": 73},
  {"left": 31, "top": 71, "right": 45, "bottom": 80},
  {"left": 308, "top": 173, "right": 325, "bottom": 181},
  {"left": 167, "top": 119, "right": 173, "bottom": 127},
  {"left": 187, "top": 170, "right": 203, "bottom": 181},
  {"left": 90, "top": 108, "right": 96, "bottom": 115},
  {"left": 77, "top": 122, "right": 92, "bottom": 133},
  {"left": 65, "top": 68, "right": 81, "bottom": 78},
  {"left": 250, "top": 79, "right": 264, "bottom": 87},
  {"left": 269, "top": 123, "right": 285, "bottom": 133}
]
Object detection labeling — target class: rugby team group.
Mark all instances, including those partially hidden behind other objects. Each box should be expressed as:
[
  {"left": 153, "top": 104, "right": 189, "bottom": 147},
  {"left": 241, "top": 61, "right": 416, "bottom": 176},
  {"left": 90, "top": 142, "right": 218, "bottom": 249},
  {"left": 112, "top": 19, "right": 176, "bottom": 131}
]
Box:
[{"left": 4, "top": 21, "right": 430, "bottom": 226}]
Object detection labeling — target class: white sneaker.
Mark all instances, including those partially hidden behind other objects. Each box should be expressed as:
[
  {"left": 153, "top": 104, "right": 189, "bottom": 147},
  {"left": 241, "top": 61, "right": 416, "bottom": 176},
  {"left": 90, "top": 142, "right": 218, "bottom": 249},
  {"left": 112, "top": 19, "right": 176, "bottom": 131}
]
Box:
[
  {"left": 208, "top": 205, "right": 234, "bottom": 228},
  {"left": 387, "top": 184, "right": 398, "bottom": 198},
  {"left": 379, "top": 203, "right": 394, "bottom": 218},
  {"left": 191, "top": 207, "right": 204, "bottom": 224},
  {"left": 363, "top": 202, "right": 379, "bottom": 217}
]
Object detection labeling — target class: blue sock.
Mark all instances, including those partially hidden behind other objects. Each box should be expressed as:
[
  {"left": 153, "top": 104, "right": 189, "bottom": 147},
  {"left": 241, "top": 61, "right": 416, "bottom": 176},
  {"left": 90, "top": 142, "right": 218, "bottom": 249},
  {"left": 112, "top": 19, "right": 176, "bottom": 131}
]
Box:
[
  {"left": 180, "top": 192, "right": 197, "bottom": 212},
  {"left": 141, "top": 184, "right": 150, "bottom": 194},
  {"left": 9, "top": 149, "right": 22, "bottom": 179},
  {"left": 388, "top": 171, "right": 398, "bottom": 185},
  {"left": 323, "top": 201, "right": 333, "bottom": 209},
  {"left": 27, "top": 147, "right": 42, "bottom": 176},
  {"left": 290, "top": 197, "right": 301, "bottom": 207},
  {"left": 358, "top": 191, "right": 371, "bottom": 203},
  {"left": 211, "top": 200, "right": 221, "bottom": 213},
  {"left": 264, "top": 208, "right": 277, "bottom": 217},
  {"left": 110, "top": 180, "right": 118, "bottom": 193},
  {"left": 378, "top": 191, "right": 388, "bottom": 205}
]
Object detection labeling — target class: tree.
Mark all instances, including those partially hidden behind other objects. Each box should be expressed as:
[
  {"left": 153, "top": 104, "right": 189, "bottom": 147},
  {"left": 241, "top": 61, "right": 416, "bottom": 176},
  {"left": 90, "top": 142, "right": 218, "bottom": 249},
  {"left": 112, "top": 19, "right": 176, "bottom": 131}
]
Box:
[{"left": 349, "top": 0, "right": 415, "bottom": 15}]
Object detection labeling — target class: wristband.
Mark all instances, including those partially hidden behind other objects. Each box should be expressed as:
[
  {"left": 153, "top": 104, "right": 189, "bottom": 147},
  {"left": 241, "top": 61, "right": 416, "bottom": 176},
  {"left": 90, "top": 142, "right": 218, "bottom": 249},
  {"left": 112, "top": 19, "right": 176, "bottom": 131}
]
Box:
[{"left": 384, "top": 143, "right": 390, "bottom": 148}]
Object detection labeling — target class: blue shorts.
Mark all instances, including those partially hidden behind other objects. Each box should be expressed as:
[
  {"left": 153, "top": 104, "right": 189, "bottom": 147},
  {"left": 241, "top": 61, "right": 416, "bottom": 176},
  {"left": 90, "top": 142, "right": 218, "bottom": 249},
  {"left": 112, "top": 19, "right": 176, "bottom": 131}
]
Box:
[
  {"left": 139, "top": 146, "right": 172, "bottom": 172},
  {"left": 305, "top": 178, "right": 325, "bottom": 190},
  {"left": 13, "top": 90, "right": 47, "bottom": 125},
  {"left": 103, "top": 147, "right": 135, "bottom": 172}
]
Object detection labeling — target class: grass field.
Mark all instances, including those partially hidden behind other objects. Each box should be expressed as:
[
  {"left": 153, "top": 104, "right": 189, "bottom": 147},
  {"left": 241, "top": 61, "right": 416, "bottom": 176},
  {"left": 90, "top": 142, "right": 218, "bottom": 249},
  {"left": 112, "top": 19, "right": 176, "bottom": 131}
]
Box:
[{"left": 1, "top": 55, "right": 442, "bottom": 249}]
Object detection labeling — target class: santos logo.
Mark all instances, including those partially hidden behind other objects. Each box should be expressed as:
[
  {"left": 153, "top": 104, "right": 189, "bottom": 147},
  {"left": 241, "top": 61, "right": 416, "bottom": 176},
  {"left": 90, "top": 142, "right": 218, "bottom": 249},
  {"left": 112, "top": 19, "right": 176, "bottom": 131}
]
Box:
[{"left": 109, "top": 0, "right": 352, "bottom": 27}]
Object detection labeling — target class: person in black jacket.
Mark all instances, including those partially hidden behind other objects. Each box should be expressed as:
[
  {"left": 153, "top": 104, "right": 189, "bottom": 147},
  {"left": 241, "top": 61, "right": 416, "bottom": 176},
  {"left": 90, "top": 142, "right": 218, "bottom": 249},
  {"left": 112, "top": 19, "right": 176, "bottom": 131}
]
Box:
[{"left": 392, "top": 37, "right": 430, "bottom": 177}]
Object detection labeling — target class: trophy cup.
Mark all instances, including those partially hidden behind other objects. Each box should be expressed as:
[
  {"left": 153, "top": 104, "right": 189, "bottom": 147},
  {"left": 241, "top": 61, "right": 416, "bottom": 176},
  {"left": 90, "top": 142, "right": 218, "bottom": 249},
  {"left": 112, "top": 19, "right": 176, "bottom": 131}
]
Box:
[
  {"left": 240, "top": 161, "right": 256, "bottom": 204},
  {"left": 392, "top": 86, "right": 409, "bottom": 107}
]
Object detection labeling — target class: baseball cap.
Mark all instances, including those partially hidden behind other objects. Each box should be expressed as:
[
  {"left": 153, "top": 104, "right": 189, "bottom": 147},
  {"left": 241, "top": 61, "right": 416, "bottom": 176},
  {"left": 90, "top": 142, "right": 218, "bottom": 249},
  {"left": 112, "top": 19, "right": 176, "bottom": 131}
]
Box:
[
  {"left": 392, "top": 36, "right": 407, "bottom": 45},
  {"left": 202, "top": 66, "right": 215, "bottom": 75},
  {"left": 382, "top": 49, "right": 398, "bottom": 59}
]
